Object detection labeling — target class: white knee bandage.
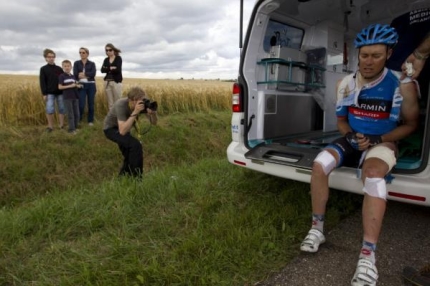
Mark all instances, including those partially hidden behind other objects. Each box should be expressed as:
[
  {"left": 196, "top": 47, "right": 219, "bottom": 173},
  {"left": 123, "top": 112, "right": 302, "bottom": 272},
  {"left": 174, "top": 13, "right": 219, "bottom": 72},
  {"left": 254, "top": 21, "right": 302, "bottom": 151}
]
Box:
[
  {"left": 314, "top": 150, "right": 337, "bottom": 175},
  {"left": 365, "top": 145, "right": 397, "bottom": 172},
  {"left": 363, "top": 177, "right": 387, "bottom": 200}
]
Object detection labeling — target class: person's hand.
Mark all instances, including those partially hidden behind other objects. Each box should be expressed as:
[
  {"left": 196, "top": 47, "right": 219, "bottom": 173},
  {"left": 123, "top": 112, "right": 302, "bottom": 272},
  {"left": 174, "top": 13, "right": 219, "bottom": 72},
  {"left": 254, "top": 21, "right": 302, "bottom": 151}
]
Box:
[
  {"left": 43, "top": 95, "right": 47, "bottom": 101},
  {"left": 352, "top": 133, "right": 382, "bottom": 150},
  {"left": 148, "top": 109, "right": 158, "bottom": 125},
  {"left": 78, "top": 72, "right": 86, "bottom": 79},
  {"left": 133, "top": 100, "right": 145, "bottom": 114},
  {"left": 401, "top": 53, "right": 426, "bottom": 80},
  {"left": 363, "top": 134, "right": 382, "bottom": 146},
  {"left": 110, "top": 66, "right": 117, "bottom": 70},
  {"left": 346, "top": 132, "right": 380, "bottom": 151},
  {"left": 354, "top": 133, "right": 373, "bottom": 151}
]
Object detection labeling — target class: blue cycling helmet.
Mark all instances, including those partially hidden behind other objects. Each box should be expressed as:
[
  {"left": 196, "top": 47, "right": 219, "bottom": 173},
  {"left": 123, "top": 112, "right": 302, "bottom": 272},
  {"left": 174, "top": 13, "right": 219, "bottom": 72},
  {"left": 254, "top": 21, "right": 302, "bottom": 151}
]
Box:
[{"left": 354, "top": 24, "right": 398, "bottom": 48}]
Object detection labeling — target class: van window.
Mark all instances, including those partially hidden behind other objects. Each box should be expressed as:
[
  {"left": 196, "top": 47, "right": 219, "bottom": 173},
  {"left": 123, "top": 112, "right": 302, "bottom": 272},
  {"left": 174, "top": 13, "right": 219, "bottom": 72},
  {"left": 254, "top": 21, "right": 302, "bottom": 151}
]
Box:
[{"left": 263, "top": 20, "right": 304, "bottom": 52}]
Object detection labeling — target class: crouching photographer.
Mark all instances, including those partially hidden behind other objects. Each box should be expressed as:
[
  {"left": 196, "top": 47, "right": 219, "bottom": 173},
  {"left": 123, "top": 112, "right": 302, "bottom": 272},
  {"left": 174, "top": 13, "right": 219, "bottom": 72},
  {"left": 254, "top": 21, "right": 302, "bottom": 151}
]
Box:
[{"left": 103, "top": 86, "right": 157, "bottom": 178}]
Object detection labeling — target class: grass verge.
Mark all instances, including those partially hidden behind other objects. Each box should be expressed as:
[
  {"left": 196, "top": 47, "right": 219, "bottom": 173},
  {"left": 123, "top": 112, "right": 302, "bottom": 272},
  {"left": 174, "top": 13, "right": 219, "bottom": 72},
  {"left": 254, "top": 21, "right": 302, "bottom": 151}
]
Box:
[
  {"left": 0, "top": 110, "right": 361, "bottom": 285},
  {"left": 0, "top": 158, "right": 360, "bottom": 285},
  {"left": 0, "top": 111, "right": 231, "bottom": 207}
]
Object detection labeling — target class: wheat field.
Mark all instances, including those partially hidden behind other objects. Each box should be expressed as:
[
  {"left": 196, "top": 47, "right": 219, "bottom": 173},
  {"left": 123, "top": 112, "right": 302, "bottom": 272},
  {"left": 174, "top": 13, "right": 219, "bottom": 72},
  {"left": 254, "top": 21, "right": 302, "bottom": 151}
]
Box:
[{"left": 0, "top": 74, "right": 233, "bottom": 126}]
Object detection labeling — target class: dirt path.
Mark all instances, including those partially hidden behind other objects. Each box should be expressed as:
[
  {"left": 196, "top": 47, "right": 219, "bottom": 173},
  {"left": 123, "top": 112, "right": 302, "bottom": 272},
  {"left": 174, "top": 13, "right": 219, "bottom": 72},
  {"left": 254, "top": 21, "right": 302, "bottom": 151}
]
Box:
[{"left": 258, "top": 201, "right": 430, "bottom": 286}]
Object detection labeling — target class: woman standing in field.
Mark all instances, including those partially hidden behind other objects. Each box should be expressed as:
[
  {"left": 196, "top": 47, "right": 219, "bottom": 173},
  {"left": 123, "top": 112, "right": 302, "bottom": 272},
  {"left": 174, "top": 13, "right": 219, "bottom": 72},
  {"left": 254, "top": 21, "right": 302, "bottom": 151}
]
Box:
[
  {"left": 73, "top": 47, "right": 97, "bottom": 126},
  {"left": 101, "top": 43, "right": 123, "bottom": 110}
]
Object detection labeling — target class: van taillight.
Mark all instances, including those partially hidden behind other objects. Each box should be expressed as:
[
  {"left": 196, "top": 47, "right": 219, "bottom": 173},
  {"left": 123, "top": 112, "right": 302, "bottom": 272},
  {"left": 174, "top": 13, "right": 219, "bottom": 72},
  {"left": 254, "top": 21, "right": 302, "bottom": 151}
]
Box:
[{"left": 232, "top": 83, "right": 243, "bottom": 112}]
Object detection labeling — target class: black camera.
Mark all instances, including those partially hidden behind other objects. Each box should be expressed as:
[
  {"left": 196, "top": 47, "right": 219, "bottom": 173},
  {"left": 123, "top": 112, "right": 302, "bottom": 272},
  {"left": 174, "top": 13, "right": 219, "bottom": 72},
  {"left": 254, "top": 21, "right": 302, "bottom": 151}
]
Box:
[{"left": 139, "top": 98, "right": 158, "bottom": 114}]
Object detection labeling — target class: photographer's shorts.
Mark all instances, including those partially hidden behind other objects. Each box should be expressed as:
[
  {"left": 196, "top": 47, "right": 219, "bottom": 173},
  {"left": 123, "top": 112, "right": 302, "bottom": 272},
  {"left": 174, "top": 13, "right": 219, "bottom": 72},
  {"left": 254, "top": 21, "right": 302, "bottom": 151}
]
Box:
[{"left": 46, "top": 94, "right": 65, "bottom": 114}]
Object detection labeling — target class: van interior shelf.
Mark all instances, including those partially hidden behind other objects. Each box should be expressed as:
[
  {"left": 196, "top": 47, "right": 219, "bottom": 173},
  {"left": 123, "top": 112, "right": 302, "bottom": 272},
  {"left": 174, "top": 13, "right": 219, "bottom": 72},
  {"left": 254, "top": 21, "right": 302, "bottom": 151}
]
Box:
[{"left": 257, "top": 57, "right": 326, "bottom": 88}]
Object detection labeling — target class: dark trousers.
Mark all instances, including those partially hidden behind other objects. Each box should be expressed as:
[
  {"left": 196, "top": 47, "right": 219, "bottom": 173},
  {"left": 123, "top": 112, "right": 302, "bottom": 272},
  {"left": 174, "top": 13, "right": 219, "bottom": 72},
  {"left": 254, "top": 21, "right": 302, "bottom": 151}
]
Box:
[
  {"left": 104, "top": 128, "right": 143, "bottom": 177},
  {"left": 78, "top": 82, "right": 96, "bottom": 123},
  {"left": 64, "top": 98, "right": 80, "bottom": 132}
]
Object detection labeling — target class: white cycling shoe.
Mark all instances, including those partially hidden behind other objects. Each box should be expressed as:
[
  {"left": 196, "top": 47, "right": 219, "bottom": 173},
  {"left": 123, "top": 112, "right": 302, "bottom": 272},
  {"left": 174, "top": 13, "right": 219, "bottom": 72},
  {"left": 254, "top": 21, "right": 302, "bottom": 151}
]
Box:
[
  {"left": 300, "top": 229, "right": 326, "bottom": 253},
  {"left": 351, "top": 258, "right": 378, "bottom": 286}
]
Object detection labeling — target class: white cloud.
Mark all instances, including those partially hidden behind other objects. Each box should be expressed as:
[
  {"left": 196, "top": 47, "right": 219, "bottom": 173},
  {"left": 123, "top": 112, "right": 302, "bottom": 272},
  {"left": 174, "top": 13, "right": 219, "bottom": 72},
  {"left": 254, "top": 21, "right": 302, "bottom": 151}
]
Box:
[{"left": 0, "top": 0, "right": 254, "bottom": 79}]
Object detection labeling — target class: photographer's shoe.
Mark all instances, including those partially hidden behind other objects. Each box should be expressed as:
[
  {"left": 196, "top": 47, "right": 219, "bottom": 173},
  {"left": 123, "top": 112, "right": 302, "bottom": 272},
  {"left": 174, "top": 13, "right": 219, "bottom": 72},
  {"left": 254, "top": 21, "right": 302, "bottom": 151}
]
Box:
[
  {"left": 88, "top": 122, "right": 94, "bottom": 127},
  {"left": 46, "top": 127, "right": 53, "bottom": 133}
]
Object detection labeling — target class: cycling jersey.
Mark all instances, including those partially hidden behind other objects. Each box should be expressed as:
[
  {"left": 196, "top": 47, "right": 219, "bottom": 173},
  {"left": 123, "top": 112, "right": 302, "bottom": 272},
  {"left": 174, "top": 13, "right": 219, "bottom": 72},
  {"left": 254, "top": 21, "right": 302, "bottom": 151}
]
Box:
[{"left": 336, "top": 68, "right": 402, "bottom": 135}]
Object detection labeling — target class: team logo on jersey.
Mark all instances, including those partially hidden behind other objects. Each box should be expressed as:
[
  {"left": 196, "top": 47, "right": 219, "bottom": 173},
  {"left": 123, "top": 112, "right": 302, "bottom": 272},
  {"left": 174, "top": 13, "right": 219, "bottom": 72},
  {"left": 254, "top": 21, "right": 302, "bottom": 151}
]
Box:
[{"left": 356, "top": 103, "right": 388, "bottom": 112}]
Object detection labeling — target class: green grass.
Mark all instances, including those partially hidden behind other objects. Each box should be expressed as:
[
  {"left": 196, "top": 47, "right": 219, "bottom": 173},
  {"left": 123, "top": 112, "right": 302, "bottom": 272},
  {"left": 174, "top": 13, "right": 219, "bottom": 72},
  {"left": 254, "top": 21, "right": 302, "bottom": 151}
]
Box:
[
  {"left": 0, "top": 111, "right": 231, "bottom": 207},
  {"left": 0, "top": 111, "right": 361, "bottom": 285}
]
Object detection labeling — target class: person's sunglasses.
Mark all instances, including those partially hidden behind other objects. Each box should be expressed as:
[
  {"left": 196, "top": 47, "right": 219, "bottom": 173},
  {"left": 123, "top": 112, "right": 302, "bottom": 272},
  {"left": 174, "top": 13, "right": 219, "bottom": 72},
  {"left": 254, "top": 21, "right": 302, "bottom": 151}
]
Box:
[
  {"left": 105, "top": 49, "right": 113, "bottom": 52},
  {"left": 79, "top": 52, "right": 86, "bottom": 54}
]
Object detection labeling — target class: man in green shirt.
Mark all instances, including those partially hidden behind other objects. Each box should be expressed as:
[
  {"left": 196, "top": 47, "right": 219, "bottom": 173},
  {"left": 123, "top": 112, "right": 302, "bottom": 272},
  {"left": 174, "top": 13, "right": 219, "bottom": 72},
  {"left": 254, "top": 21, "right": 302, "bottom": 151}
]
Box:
[{"left": 103, "top": 86, "right": 157, "bottom": 178}]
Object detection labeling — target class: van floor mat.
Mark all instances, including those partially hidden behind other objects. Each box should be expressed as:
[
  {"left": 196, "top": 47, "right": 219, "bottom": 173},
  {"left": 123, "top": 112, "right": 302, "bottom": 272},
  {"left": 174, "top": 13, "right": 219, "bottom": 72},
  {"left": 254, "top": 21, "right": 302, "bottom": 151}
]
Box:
[{"left": 245, "top": 144, "right": 321, "bottom": 169}]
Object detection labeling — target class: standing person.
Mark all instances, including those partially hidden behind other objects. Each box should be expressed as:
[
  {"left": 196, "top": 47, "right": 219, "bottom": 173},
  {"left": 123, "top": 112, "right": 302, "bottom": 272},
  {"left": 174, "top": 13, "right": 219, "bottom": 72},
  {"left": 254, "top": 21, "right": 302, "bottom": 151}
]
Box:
[
  {"left": 400, "top": 34, "right": 430, "bottom": 80},
  {"left": 386, "top": 9, "right": 430, "bottom": 284},
  {"left": 39, "top": 48, "right": 65, "bottom": 132},
  {"left": 299, "top": 24, "right": 420, "bottom": 286},
  {"left": 101, "top": 43, "right": 123, "bottom": 110},
  {"left": 387, "top": 7, "right": 430, "bottom": 78},
  {"left": 73, "top": 47, "right": 97, "bottom": 127},
  {"left": 387, "top": 8, "right": 430, "bottom": 98},
  {"left": 58, "top": 60, "right": 80, "bottom": 135},
  {"left": 103, "top": 86, "right": 157, "bottom": 178}
]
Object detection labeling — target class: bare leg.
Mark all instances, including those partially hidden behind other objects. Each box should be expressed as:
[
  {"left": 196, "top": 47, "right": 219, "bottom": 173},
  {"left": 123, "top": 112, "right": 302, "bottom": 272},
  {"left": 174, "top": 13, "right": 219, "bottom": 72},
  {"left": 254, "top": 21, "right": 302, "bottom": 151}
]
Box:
[
  {"left": 46, "top": 114, "right": 54, "bottom": 129},
  {"left": 361, "top": 157, "right": 389, "bottom": 244},
  {"left": 362, "top": 194, "right": 386, "bottom": 243},
  {"left": 311, "top": 149, "right": 339, "bottom": 215},
  {"left": 300, "top": 150, "right": 339, "bottom": 253},
  {"left": 351, "top": 156, "right": 390, "bottom": 285},
  {"left": 311, "top": 163, "right": 330, "bottom": 215},
  {"left": 59, "top": 114, "right": 65, "bottom": 128}
]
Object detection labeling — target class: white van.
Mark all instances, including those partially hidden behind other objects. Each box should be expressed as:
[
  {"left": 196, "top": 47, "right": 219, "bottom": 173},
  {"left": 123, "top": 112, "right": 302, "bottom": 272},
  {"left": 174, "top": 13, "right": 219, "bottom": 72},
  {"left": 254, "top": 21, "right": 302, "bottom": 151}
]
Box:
[{"left": 227, "top": 0, "right": 430, "bottom": 206}]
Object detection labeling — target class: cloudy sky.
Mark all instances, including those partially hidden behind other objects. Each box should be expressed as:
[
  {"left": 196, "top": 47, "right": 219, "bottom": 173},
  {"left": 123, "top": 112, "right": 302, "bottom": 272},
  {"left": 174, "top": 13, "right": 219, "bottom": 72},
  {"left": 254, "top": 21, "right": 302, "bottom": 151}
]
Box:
[{"left": 0, "top": 0, "right": 254, "bottom": 79}]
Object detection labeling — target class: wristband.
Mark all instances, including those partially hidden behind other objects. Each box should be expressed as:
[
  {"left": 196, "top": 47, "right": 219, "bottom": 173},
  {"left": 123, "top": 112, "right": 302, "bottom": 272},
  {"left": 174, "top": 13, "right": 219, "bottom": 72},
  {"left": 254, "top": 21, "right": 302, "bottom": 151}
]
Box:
[{"left": 130, "top": 114, "right": 138, "bottom": 117}]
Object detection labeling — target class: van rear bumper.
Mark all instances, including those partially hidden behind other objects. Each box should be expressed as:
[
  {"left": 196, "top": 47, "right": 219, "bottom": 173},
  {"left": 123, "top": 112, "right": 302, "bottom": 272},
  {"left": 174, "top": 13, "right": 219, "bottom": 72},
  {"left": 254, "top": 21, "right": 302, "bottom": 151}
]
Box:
[{"left": 227, "top": 141, "right": 430, "bottom": 206}]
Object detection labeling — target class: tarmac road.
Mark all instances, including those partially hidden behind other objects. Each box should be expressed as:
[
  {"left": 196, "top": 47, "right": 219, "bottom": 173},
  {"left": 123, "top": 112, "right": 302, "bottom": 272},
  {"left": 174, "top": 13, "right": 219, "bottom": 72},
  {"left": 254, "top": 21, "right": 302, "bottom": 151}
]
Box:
[{"left": 258, "top": 200, "right": 430, "bottom": 286}]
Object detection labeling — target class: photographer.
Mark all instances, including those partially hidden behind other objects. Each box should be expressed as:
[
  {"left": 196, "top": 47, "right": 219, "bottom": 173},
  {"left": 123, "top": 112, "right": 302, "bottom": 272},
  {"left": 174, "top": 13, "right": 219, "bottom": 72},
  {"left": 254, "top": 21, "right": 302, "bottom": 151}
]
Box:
[{"left": 103, "top": 86, "right": 157, "bottom": 178}]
